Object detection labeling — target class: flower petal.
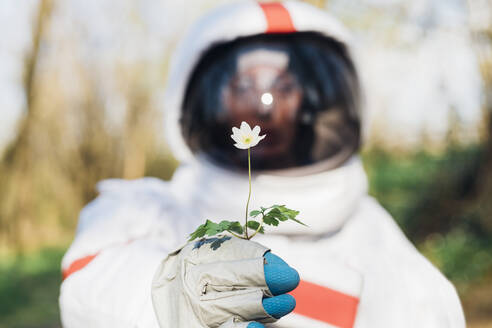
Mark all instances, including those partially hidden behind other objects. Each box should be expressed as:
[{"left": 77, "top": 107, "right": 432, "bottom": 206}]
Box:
[
  {"left": 233, "top": 142, "right": 250, "bottom": 149},
  {"left": 249, "top": 133, "right": 266, "bottom": 148},
  {"left": 249, "top": 139, "right": 259, "bottom": 148},
  {"left": 240, "top": 121, "right": 252, "bottom": 134},
  {"left": 231, "top": 133, "right": 242, "bottom": 143},
  {"left": 252, "top": 125, "right": 261, "bottom": 136},
  {"left": 232, "top": 126, "right": 241, "bottom": 136}
]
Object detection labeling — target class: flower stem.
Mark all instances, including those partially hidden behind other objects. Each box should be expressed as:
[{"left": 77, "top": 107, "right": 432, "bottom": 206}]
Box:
[
  {"left": 248, "top": 212, "right": 264, "bottom": 239},
  {"left": 245, "top": 147, "right": 252, "bottom": 239},
  {"left": 228, "top": 230, "right": 247, "bottom": 239}
]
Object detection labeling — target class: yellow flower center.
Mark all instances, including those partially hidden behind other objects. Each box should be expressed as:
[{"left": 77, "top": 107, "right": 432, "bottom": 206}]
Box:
[{"left": 243, "top": 136, "right": 251, "bottom": 144}]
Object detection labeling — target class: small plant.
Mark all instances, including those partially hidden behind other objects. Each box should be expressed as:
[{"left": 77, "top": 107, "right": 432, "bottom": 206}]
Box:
[{"left": 189, "top": 122, "right": 306, "bottom": 242}]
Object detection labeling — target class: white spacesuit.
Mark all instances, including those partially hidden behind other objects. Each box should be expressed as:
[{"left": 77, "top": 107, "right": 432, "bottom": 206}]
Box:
[{"left": 59, "top": 1, "right": 466, "bottom": 327}]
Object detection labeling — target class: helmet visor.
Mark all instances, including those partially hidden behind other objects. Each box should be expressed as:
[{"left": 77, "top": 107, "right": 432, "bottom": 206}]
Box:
[{"left": 181, "top": 33, "right": 360, "bottom": 173}]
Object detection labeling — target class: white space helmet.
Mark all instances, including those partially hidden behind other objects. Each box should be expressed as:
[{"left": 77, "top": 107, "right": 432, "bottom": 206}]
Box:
[{"left": 165, "top": 1, "right": 362, "bottom": 174}]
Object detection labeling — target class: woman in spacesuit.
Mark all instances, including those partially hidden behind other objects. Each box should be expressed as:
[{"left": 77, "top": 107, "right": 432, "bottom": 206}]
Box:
[{"left": 59, "top": 2, "right": 465, "bottom": 327}]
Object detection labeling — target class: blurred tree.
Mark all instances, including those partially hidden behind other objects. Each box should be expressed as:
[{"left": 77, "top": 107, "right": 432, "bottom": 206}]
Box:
[
  {"left": 0, "top": 0, "right": 177, "bottom": 253},
  {"left": 470, "top": 9, "right": 492, "bottom": 237},
  {"left": 0, "top": 0, "right": 53, "bottom": 252}
]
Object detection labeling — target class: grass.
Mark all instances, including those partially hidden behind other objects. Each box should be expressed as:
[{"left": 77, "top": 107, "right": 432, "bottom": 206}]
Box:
[
  {"left": 363, "top": 145, "right": 492, "bottom": 325},
  {"left": 363, "top": 146, "right": 492, "bottom": 291},
  {"left": 0, "top": 248, "right": 64, "bottom": 328}
]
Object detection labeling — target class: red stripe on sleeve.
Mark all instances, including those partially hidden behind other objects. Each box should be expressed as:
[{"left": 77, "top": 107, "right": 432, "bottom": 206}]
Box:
[
  {"left": 62, "top": 253, "right": 98, "bottom": 280},
  {"left": 259, "top": 2, "right": 296, "bottom": 33},
  {"left": 62, "top": 239, "right": 137, "bottom": 281},
  {"left": 290, "top": 280, "right": 359, "bottom": 328}
]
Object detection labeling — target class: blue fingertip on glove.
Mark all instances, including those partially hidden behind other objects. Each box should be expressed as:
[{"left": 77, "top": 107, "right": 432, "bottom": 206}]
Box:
[
  {"left": 264, "top": 252, "right": 288, "bottom": 266},
  {"left": 262, "top": 252, "right": 299, "bottom": 319},
  {"left": 264, "top": 252, "right": 300, "bottom": 296},
  {"left": 262, "top": 294, "right": 296, "bottom": 319},
  {"left": 247, "top": 322, "right": 265, "bottom": 328}
]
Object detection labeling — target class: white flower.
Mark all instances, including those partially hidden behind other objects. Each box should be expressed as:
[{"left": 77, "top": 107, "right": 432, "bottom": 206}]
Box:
[{"left": 231, "top": 121, "right": 266, "bottom": 149}]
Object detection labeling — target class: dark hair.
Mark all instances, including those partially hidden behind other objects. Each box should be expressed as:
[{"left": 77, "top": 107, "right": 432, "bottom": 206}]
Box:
[{"left": 181, "top": 32, "right": 361, "bottom": 171}]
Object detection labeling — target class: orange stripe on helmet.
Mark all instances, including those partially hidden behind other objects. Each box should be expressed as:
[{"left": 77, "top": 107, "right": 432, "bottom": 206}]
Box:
[
  {"left": 259, "top": 2, "right": 296, "bottom": 33},
  {"left": 291, "top": 280, "right": 359, "bottom": 328}
]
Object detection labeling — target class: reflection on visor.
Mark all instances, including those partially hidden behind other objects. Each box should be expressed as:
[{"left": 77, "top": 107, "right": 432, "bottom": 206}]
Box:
[{"left": 261, "top": 92, "right": 273, "bottom": 106}]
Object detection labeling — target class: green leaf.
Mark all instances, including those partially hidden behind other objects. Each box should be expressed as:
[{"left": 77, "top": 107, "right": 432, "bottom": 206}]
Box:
[
  {"left": 189, "top": 219, "right": 246, "bottom": 241},
  {"left": 249, "top": 210, "right": 262, "bottom": 217},
  {"left": 264, "top": 205, "right": 307, "bottom": 227},
  {"left": 247, "top": 220, "right": 264, "bottom": 233},
  {"left": 269, "top": 208, "right": 288, "bottom": 221},
  {"left": 283, "top": 208, "right": 300, "bottom": 218},
  {"left": 263, "top": 214, "right": 279, "bottom": 226},
  {"left": 289, "top": 216, "right": 307, "bottom": 226},
  {"left": 227, "top": 221, "right": 244, "bottom": 234},
  {"left": 188, "top": 221, "right": 208, "bottom": 241},
  {"left": 204, "top": 220, "right": 223, "bottom": 236},
  {"left": 188, "top": 205, "right": 305, "bottom": 242},
  {"left": 278, "top": 206, "right": 307, "bottom": 226},
  {"left": 218, "top": 220, "right": 232, "bottom": 230}
]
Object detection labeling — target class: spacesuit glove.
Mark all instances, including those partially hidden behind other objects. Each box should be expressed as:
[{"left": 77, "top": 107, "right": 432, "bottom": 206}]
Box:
[{"left": 151, "top": 236, "right": 299, "bottom": 328}]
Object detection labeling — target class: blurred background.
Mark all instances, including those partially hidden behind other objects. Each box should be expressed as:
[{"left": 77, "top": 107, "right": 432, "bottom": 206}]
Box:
[{"left": 0, "top": 0, "right": 491, "bottom": 327}]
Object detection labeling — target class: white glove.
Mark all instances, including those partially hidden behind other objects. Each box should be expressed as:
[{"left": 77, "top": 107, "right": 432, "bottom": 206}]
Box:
[{"left": 151, "top": 236, "right": 296, "bottom": 328}]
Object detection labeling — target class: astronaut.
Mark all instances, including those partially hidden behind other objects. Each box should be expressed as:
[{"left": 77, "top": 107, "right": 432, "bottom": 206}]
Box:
[{"left": 59, "top": 1, "right": 466, "bottom": 327}]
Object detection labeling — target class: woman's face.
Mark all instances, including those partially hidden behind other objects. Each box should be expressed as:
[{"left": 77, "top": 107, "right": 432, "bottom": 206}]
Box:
[{"left": 221, "top": 47, "right": 303, "bottom": 159}]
